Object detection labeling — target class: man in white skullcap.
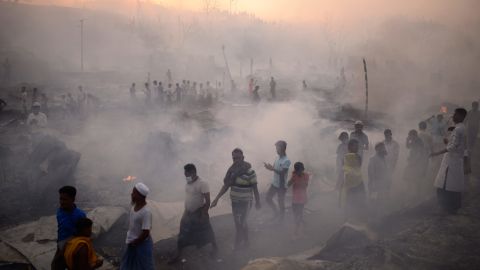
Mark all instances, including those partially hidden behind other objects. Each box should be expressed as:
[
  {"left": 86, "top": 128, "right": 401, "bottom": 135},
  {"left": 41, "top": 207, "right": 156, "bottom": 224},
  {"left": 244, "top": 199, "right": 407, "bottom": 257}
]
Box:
[
  {"left": 120, "top": 182, "right": 154, "bottom": 269},
  {"left": 26, "top": 102, "right": 48, "bottom": 128}
]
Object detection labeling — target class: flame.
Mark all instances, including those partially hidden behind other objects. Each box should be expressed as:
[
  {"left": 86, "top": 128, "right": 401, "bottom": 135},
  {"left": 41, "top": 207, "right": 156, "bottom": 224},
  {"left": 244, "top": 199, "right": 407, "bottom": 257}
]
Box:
[
  {"left": 123, "top": 175, "right": 137, "bottom": 182},
  {"left": 440, "top": 106, "right": 448, "bottom": 114}
]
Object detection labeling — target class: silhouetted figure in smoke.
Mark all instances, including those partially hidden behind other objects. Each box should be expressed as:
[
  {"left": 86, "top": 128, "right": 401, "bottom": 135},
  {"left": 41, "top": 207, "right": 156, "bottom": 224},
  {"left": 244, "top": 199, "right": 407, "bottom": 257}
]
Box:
[
  {"left": 350, "top": 121, "right": 369, "bottom": 160},
  {"left": 121, "top": 183, "right": 154, "bottom": 269},
  {"left": 252, "top": 85, "right": 260, "bottom": 103},
  {"left": 63, "top": 218, "right": 103, "bottom": 269},
  {"left": 156, "top": 81, "right": 164, "bottom": 105},
  {"left": 248, "top": 78, "right": 254, "bottom": 95},
  {"left": 170, "top": 164, "right": 218, "bottom": 263},
  {"left": 418, "top": 121, "right": 434, "bottom": 156},
  {"left": 336, "top": 132, "right": 349, "bottom": 190},
  {"left": 130, "top": 83, "right": 136, "bottom": 99},
  {"left": 77, "top": 86, "right": 86, "bottom": 116},
  {"left": 166, "top": 83, "right": 173, "bottom": 105},
  {"left": 403, "top": 129, "right": 427, "bottom": 205},
  {"left": 302, "top": 80, "right": 307, "bottom": 91},
  {"left": 288, "top": 162, "right": 309, "bottom": 238},
  {"left": 211, "top": 149, "right": 261, "bottom": 250},
  {"left": 51, "top": 186, "right": 86, "bottom": 270},
  {"left": 270, "top": 76, "right": 276, "bottom": 100},
  {"left": 466, "top": 101, "right": 479, "bottom": 152},
  {"left": 175, "top": 83, "right": 181, "bottom": 104},
  {"left": 340, "top": 139, "right": 367, "bottom": 223},
  {"left": 383, "top": 129, "right": 399, "bottom": 174},
  {"left": 143, "top": 82, "right": 151, "bottom": 106},
  {"left": 368, "top": 142, "right": 391, "bottom": 219},
  {"left": 264, "top": 140, "right": 291, "bottom": 222},
  {"left": 431, "top": 108, "right": 468, "bottom": 215}
]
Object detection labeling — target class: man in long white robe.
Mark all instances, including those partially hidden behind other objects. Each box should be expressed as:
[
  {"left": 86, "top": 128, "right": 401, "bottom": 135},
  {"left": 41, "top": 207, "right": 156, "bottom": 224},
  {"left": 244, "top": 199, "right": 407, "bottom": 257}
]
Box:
[{"left": 432, "top": 108, "right": 468, "bottom": 215}]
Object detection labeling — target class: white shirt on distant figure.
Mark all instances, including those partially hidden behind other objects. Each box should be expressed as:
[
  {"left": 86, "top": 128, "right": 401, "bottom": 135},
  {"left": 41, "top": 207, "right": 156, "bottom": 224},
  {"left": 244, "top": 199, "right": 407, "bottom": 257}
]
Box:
[{"left": 125, "top": 205, "right": 152, "bottom": 244}]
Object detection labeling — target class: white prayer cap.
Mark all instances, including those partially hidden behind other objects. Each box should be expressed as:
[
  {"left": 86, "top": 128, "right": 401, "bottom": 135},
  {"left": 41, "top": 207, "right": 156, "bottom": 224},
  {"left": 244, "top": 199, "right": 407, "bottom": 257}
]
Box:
[
  {"left": 32, "top": 102, "right": 41, "bottom": 107},
  {"left": 134, "top": 182, "right": 150, "bottom": 197},
  {"left": 354, "top": 120, "right": 364, "bottom": 126}
]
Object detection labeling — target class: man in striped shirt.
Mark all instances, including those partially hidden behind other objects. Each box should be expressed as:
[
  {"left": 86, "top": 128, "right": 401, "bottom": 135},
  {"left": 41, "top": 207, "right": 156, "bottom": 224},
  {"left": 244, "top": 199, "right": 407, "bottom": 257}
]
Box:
[{"left": 211, "top": 148, "right": 261, "bottom": 250}]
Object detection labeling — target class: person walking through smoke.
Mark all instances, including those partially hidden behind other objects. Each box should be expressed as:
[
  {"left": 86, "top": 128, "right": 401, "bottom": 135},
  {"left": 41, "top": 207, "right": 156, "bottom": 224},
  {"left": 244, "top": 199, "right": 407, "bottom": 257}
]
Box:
[
  {"left": 383, "top": 129, "right": 399, "bottom": 176},
  {"left": 431, "top": 108, "right": 468, "bottom": 215},
  {"left": 288, "top": 162, "right": 309, "bottom": 239},
  {"left": 340, "top": 139, "right": 367, "bottom": 223},
  {"left": 264, "top": 140, "right": 291, "bottom": 222},
  {"left": 63, "top": 218, "right": 103, "bottom": 270},
  {"left": 121, "top": 183, "right": 154, "bottom": 270},
  {"left": 170, "top": 164, "right": 217, "bottom": 263},
  {"left": 52, "top": 186, "right": 87, "bottom": 270},
  {"left": 211, "top": 148, "right": 261, "bottom": 250}
]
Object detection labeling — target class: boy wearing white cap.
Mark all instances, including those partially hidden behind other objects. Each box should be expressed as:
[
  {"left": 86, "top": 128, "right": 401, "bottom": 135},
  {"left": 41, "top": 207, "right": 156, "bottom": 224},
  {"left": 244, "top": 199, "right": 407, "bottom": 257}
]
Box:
[{"left": 120, "top": 182, "right": 154, "bottom": 270}]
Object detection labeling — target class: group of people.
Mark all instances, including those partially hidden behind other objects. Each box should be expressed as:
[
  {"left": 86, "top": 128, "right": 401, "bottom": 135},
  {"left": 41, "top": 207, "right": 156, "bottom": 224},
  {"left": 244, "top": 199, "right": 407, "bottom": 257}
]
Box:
[
  {"left": 51, "top": 139, "right": 312, "bottom": 269},
  {"left": 336, "top": 102, "right": 479, "bottom": 224},
  {"left": 49, "top": 99, "right": 479, "bottom": 269},
  {"left": 130, "top": 78, "right": 223, "bottom": 108},
  {"left": 18, "top": 84, "right": 90, "bottom": 129}
]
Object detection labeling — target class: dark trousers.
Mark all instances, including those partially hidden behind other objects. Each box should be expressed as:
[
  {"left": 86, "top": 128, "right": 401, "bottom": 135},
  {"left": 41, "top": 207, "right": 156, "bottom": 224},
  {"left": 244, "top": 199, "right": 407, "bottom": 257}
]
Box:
[
  {"left": 232, "top": 200, "right": 251, "bottom": 247},
  {"left": 266, "top": 185, "right": 286, "bottom": 219}
]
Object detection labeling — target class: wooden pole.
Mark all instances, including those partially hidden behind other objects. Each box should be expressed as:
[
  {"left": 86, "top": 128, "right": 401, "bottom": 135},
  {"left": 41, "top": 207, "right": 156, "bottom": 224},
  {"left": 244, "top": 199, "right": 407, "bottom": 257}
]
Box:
[
  {"left": 80, "top": 19, "right": 84, "bottom": 72},
  {"left": 363, "top": 58, "right": 368, "bottom": 119},
  {"left": 222, "top": 45, "right": 233, "bottom": 90}
]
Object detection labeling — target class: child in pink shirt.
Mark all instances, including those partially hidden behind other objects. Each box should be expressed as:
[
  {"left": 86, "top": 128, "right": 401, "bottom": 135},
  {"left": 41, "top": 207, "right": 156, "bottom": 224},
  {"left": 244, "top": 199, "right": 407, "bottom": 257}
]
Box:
[{"left": 288, "top": 162, "right": 309, "bottom": 238}]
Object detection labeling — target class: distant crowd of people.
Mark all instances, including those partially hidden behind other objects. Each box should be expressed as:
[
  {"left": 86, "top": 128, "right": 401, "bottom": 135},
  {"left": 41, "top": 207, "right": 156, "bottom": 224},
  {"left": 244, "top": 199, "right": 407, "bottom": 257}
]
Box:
[{"left": 335, "top": 102, "right": 479, "bottom": 224}]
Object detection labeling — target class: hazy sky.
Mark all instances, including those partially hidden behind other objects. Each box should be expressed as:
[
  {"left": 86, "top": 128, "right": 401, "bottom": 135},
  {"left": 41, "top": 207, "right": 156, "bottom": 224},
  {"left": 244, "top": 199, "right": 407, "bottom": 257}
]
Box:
[{"left": 30, "top": 0, "right": 480, "bottom": 24}]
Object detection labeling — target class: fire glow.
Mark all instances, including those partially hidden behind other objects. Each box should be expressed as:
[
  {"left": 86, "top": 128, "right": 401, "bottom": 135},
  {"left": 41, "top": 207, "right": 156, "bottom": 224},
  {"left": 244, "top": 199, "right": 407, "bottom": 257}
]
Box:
[
  {"left": 123, "top": 175, "right": 137, "bottom": 182},
  {"left": 440, "top": 106, "right": 448, "bottom": 114}
]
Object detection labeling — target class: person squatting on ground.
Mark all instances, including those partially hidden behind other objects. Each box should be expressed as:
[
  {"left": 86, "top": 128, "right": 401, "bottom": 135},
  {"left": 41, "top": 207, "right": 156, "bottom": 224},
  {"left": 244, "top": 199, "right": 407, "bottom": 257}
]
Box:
[
  {"left": 63, "top": 218, "right": 103, "bottom": 270},
  {"left": 211, "top": 148, "right": 261, "bottom": 249}
]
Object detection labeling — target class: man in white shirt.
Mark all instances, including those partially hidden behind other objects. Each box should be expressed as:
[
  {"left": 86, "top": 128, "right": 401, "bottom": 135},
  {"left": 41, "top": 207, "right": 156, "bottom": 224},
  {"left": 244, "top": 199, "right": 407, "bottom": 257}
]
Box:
[
  {"left": 169, "top": 164, "right": 217, "bottom": 264},
  {"left": 120, "top": 183, "right": 154, "bottom": 270},
  {"left": 264, "top": 140, "right": 291, "bottom": 222},
  {"left": 27, "top": 102, "right": 48, "bottom": 130},
  {"left": 431, "top": 108, "right": 468, "bottom": 215}
]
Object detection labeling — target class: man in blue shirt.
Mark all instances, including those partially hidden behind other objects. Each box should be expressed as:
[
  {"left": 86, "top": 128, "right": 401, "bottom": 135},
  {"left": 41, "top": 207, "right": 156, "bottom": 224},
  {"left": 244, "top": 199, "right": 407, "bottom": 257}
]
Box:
[
  {"left": 51, "top": 186, "right": 86, "bottom": 270},
  {"left": 264, "top": 140, "right": 291, "bottom": 222}
]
